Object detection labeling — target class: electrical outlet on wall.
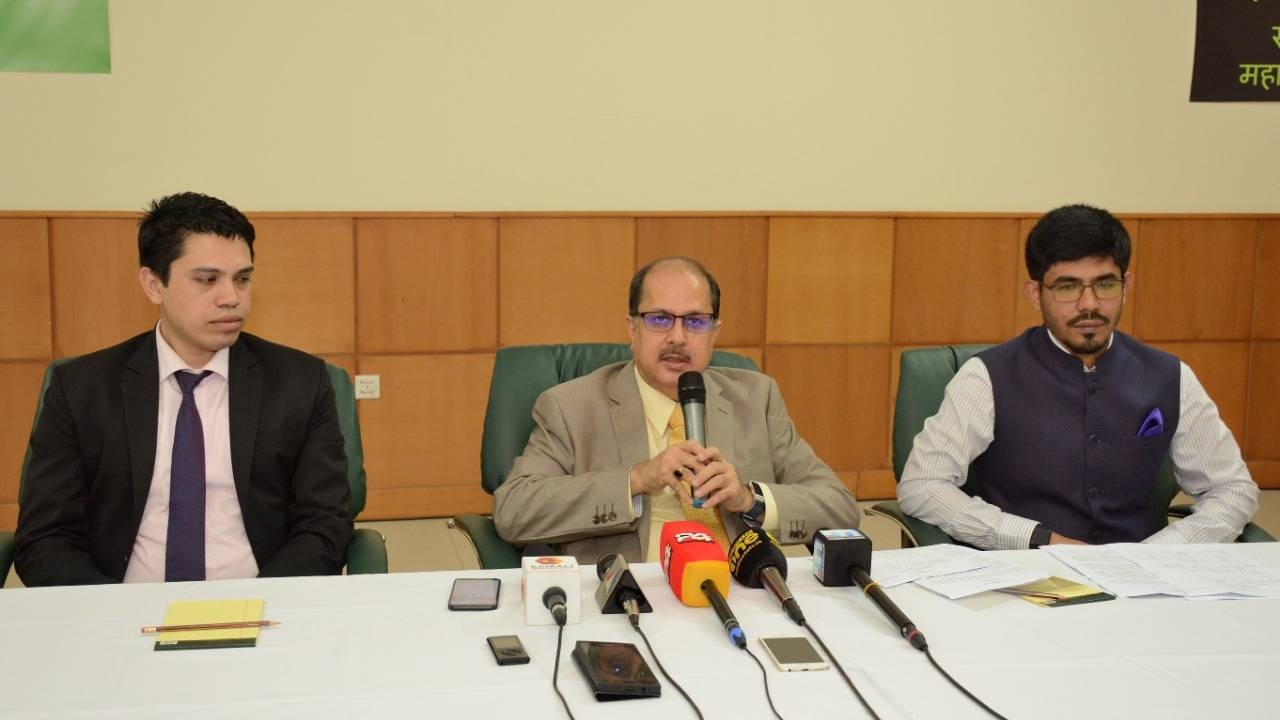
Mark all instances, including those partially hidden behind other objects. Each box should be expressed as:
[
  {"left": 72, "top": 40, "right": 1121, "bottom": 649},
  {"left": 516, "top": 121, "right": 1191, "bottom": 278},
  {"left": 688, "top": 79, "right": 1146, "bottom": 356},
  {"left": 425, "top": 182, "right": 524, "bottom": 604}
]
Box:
[{"left": 354, "top": 374, "right": 380, "bottom": 400}]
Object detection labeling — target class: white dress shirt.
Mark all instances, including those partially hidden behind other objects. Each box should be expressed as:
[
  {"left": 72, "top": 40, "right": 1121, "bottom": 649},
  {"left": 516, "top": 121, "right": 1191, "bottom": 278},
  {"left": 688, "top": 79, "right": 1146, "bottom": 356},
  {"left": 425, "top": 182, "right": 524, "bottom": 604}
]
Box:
[
  {"left": 124, "top": 326, "right": 259, "bottom": 582},
  {"left": 897, "top": 332, "right": 1259, "bottom": 550}
]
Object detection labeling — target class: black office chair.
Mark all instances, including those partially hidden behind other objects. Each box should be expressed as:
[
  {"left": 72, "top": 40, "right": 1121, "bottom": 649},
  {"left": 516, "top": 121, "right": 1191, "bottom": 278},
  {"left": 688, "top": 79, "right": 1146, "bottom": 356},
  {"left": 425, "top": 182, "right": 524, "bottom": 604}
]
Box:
[
  {"left": 867, "top": 345, "right": 1274, "bottom": 547},
  {"left": 451, "top": 343, "right": 759, "bottom": 569}
]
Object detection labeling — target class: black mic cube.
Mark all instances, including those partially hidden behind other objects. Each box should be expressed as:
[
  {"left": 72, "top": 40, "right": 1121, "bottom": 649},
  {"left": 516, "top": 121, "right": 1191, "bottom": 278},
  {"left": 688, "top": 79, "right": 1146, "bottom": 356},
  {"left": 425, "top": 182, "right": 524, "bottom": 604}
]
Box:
[{"left": 810, "top": 529, "right": 873, "bottom": 587}]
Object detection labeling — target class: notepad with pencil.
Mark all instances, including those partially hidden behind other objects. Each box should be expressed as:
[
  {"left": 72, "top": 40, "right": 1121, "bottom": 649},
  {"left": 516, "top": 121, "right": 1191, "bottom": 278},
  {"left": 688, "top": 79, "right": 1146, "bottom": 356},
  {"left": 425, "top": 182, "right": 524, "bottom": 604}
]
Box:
[
  {"left": 149, "top": 599, "right": 270, "bottom": 651},
  {"left": 996, "top": 576, "right": 1116, "bottom": 608}
]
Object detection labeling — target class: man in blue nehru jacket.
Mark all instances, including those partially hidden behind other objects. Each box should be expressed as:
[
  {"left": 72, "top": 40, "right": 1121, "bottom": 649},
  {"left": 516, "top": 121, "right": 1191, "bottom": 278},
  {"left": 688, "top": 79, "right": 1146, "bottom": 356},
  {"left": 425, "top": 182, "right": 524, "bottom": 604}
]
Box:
[{"left": 898, "top": 204, "right": 1259, "bottom": 549}]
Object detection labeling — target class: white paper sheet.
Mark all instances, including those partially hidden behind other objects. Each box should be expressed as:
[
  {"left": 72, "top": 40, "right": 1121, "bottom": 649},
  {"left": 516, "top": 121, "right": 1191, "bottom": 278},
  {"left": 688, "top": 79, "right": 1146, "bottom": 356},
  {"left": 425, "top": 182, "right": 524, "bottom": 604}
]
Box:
[
  {"left": 1046, "top": 544, "right": 1280, "bottom": 599},
  {"left": 914, "top": 561, "right": 1050, "bottom": 600},
  {"left": 871, "top": 544, "right": 994, "bottom": 587}
]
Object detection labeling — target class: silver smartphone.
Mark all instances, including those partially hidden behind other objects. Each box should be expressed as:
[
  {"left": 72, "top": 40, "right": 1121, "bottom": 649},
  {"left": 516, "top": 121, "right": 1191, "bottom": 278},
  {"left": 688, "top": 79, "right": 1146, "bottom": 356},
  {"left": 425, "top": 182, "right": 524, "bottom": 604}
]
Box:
[
  {"left": 448, "top": 577, "right": 501, "bottom": 610},
  {"left": 759, "top": 636, "right": 829, "bottom": 672}
]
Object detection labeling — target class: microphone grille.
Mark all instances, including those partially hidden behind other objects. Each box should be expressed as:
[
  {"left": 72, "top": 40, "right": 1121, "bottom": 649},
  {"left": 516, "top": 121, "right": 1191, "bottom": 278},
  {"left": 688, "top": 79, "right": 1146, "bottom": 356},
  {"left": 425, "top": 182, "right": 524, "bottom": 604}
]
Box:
[
  {"left": 728, "top": 529, "right": 787, "bottom": 586},
  {"left": 677, "top": 371, "right": 706, "bottom": 402},
  {"left": 596, "top": 553, "right": 619, "bottom": 580}
]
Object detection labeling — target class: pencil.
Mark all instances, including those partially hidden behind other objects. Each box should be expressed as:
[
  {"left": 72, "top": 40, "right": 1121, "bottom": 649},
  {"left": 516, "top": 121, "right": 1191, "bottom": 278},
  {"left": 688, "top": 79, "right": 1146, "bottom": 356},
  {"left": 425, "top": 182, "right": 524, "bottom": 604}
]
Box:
[
  {"left": 141, "top": 620, "right": 280, "bottom": 634},
  {"left": 994, "top": 588, "right": 1065, "bottom": 600}
]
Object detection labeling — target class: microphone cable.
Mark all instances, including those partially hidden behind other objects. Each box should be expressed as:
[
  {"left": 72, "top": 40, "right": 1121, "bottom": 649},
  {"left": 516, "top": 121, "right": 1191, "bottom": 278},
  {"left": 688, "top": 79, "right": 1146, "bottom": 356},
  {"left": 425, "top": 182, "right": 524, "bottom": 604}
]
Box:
[
  {"left": 632, "top": 624, "right": 704, "bottom": 720},
  {"left": 922, "top": 645, "right": 1009, "bottom": 720},
  {"left": 551, "top": 622, "right": 576, "bottom": 720},
  {"left": 741, "top": 645, "right": 787, "bottom": 720},
  {"left": 800, "top": 620, "right": 882, "bottom": 720}
]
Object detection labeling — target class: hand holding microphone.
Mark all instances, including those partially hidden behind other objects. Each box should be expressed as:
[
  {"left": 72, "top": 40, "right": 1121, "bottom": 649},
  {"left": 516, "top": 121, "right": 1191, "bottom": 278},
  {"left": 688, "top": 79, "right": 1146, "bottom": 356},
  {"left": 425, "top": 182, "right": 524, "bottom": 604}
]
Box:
[{"left": 627, "top": 371, "right": 747, "bottom": 511}]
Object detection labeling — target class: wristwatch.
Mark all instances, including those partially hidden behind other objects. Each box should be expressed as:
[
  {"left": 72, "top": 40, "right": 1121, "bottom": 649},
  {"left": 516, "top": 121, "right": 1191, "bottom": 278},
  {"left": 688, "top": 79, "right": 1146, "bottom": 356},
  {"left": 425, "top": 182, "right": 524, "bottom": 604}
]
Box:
[
  {"left": 1029, "top": 524, "right": 1052, "bottom": 549},
  {"left": 738, "top": 482, "right": 767, "bottom": 528}
]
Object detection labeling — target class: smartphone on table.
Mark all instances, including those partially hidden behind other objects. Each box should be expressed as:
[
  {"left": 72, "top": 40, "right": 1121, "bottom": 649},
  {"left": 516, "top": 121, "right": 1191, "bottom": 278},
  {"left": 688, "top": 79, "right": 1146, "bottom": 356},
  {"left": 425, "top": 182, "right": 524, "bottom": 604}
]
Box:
[
  {"left": 759, "top": 636, "right": 829, "bottom": 672},
  {"left": 448, "top": 577, "right": 500, "bottom": 610},
  {"left": 487, "top": 634, "right": 530, "bottom": 665}
]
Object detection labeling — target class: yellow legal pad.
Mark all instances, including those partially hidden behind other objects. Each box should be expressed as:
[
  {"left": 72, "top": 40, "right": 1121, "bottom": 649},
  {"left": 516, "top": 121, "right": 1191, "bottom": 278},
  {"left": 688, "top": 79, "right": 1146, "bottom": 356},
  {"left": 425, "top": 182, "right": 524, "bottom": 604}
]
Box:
[{"left": 153, "top": 599, "right": 266, "bottom": 651}]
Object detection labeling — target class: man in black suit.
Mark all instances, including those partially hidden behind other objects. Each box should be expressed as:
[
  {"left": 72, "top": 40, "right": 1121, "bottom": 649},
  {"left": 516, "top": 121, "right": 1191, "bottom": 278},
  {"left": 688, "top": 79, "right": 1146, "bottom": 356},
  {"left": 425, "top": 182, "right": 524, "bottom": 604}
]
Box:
[{"left": 14, "top": 192, "right": 352, "bottom": 586}]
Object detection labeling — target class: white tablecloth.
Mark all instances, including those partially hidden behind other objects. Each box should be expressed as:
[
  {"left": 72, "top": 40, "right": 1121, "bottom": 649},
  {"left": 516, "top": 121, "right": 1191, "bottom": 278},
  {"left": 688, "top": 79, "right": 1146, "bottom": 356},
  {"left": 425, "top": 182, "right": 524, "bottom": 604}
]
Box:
[{"left": 2, "top": 545, "right": 1278, "bottom": 719}]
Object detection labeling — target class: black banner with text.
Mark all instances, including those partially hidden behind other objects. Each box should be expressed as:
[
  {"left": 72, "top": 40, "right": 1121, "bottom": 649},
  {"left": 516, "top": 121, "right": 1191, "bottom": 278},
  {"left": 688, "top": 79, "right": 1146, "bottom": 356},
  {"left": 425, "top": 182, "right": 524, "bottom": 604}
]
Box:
[{"left": 1190, "top": 0, "right": 1280, "bottom": 101}]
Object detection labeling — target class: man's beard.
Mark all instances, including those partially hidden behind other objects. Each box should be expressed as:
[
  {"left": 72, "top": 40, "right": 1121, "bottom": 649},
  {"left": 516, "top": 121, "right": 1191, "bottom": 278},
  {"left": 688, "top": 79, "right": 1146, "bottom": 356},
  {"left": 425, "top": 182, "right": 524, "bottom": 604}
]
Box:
[{"left": 1061, "top": 310, "right": 1116, "bottom": 356}]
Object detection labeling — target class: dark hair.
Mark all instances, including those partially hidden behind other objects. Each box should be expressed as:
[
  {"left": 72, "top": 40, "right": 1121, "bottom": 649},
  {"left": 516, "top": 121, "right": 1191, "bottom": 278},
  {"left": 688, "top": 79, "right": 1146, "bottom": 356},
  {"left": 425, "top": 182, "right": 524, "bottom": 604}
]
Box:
[
  {"left": 138, "top": 191, "right": 255, "bottom": 284},
  {"left": 628, "top": 256, "right": 721, "bottom": 317},
  {"left": 1025, "top": 204, "right": 1130, "bottom": 281}
]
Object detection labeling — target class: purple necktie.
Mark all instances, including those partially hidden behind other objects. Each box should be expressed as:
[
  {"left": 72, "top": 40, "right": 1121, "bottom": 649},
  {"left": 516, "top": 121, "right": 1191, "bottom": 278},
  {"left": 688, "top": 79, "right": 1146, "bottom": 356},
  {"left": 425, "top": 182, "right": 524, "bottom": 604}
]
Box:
[{"left": 165, "top": 370, "right": 213, "bottom": 582}]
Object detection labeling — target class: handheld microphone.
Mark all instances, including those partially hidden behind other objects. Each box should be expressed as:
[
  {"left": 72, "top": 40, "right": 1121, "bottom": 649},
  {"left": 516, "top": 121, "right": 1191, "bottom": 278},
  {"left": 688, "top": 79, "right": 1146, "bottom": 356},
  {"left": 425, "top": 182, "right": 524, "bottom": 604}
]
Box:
[
  {"left": 521, "top": 554, "right": 581, "bottom": 626},
  {"left": 660, "top": 520, "right": 746, "bottom": 648},
  {"left": 811, "top": 529, "right": 927, "bottom": 650},
  {"left": 677, "top": 371, "right": 709, "bottom": 507},
  {"left": 728, "top": 529, "right": 806, "bottom": 625},
  {"left": 677, "top": 371, "right": 708, "bottom": 447},
  {"left": 595, "top": 553, "right": 653, "bottom": 628}
]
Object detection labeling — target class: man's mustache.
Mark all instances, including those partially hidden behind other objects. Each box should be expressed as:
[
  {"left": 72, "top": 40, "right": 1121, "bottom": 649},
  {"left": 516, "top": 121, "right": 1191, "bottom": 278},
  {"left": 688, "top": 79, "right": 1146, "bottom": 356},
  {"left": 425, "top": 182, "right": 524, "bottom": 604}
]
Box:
[
  {"left": 1069, "top": 311, "right": 1110, "bottom": 327},
  {"left": 659, "top": 348, "right": 691, "bottom": 363}
]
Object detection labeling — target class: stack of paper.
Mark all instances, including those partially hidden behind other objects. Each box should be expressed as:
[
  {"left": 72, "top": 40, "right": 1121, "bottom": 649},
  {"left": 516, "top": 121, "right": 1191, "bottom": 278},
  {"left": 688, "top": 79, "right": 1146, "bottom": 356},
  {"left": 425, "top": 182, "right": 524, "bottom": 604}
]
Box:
[
  {"left": 1045, "top": 545, "right": 1280, "bottom": 599},
  {"left": 872, "top": 545, "right": 1050, "bottom": 600}
]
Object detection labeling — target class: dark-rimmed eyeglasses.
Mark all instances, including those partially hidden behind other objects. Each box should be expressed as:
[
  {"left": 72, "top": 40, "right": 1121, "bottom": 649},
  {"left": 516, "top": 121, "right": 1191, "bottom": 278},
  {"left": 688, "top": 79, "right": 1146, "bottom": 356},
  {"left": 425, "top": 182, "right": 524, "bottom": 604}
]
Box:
[
  {"left": 1041, "top": 278, "right": 1125, "bottom": 303},
  {"left": 633, "top": 311, "right": 718, "bottom": 334}
]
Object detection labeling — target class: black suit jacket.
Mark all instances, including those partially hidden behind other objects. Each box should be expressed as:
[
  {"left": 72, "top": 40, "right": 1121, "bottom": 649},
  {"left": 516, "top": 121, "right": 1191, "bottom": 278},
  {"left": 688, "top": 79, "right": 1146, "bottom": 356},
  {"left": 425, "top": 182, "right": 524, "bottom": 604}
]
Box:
[{"left": 14, "top": 331, "right": 353, "bottom": 586}]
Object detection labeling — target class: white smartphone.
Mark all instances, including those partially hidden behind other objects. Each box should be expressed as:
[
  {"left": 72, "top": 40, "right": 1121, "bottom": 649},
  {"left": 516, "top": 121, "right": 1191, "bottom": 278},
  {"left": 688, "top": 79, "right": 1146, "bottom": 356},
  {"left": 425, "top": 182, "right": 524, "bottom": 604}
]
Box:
[{"left": 759, "top": 636, "right": 829, "bottom": 672}]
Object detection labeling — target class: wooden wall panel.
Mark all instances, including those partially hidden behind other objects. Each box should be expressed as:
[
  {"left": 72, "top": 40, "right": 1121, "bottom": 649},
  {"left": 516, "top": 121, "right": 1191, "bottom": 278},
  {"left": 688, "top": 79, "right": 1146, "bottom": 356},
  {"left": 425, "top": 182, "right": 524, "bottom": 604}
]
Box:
[
  {"left": 1135, "top": 220, "right": 1255, "bottom": 341},
  {"left": 1249, "top": 461, "right": 1280, "bottom": 490},
  {"left": 636, "top": 218, "right": 767, "bottom": 347},
  {"left": 357, "top": 218, "right": 498, "bottom": 353},
  {"left": 1013, "top": 218, "right": 1139, "bottom": 336},
  {"left": 858, "top": 468, "right": 896, "bottom": 501},
  {"left": 1254, "top": 221, "right": 1280, "bottom": 340},
  {"left": 355, "top": 353, "right": 494, "bottom": 519},
  {"left": 767, "top": 218, "right": 894, "bottom": 344},
  {"left": 1151, "top": 342, "right": 1250, "bottom": 443},
  {"left": 893, "top": 218, "right": 1020, "bottom": 344},
  {"left": 1247, "top": 342, "right": 1280, "bottom": 461},
  {"left": 765, "top": 345, "right": 891, "bottom": 472},
  {"left": 51, "top": 219, "right": 156, "bottom": 357},
  {"left": 0, "top": 220, "right": 52, "bottom": 360},
  {"left": 499, "top": 219, "right": 635, "bottom": 345},
  {"left": 0, "top": 362, "right": 49, "bottom": 531},
  {"left": 4, "top": 210, "right": 1277, "bottom": 522},
  {"left": 245, "top": 218, "right": 355, "bottom": 355}
]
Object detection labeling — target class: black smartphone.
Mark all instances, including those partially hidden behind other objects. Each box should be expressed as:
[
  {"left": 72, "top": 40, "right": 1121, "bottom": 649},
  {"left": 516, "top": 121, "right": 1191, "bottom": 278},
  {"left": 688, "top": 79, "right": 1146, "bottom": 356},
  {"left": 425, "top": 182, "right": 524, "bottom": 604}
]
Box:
[
  {"left": 487, "top": 634, "right": 530, "bottom": 665},
  {"left": 572, "top": 641, "right": 661, "bottom": 700},
  {"left": 448, "top": 577, "right": 500, "bottom": 610}
]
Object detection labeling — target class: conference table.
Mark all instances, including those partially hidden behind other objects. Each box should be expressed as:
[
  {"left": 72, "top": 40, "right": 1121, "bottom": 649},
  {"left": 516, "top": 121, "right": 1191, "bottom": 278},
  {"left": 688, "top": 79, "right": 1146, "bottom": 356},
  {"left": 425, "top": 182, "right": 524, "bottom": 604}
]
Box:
[{"left": 2, "top": 544, "right": 1278, "bottom": 719}]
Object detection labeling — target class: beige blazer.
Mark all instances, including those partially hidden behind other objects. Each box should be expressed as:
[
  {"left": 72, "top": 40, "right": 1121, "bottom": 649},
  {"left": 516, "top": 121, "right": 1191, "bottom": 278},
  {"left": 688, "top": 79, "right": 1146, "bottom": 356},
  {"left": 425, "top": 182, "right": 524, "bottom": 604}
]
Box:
[{"left": 492, "top": 361, "right": 860, "bottom": 564}]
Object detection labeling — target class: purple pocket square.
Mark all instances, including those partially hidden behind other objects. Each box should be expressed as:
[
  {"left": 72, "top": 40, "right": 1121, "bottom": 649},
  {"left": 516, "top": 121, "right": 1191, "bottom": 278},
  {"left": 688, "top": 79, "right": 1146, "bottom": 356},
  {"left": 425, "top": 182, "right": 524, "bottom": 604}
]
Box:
[{"left": 1137, "top": 408, "right": 1164, "bottom": 438}]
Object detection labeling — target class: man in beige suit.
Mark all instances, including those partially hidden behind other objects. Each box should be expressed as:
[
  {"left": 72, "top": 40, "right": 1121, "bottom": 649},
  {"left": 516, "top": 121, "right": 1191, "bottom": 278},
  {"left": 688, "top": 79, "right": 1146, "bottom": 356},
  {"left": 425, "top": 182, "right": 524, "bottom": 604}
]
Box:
[{"left": 493, "top": 257, "right": 860, "bottom": 563}]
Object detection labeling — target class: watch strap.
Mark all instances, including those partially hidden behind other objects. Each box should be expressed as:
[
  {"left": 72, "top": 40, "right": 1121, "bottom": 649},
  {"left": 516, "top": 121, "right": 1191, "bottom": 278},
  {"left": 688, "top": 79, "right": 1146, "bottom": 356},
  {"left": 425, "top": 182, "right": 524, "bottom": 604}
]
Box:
[
  {"left": 1029, "top": 523, "right": 1052, "bottom": 549},
  {"left": 739, "top": 482, "right": 767, "bottom": 528}
]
